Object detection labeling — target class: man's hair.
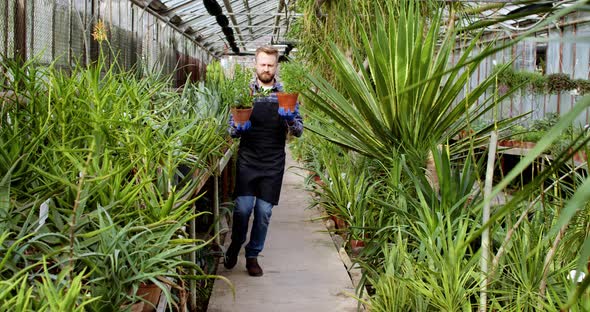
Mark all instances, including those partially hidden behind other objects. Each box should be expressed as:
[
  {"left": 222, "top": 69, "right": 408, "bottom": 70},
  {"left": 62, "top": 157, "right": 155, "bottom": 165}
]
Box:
[{"left": 255, "top": 46, "right": 279, "bottom": 61}]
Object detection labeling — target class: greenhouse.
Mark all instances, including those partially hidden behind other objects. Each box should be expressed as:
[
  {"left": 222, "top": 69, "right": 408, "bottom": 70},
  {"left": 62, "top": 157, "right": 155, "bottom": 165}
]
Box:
[{"left": 1, "top": 0, "right": 589, "bottom": 311}]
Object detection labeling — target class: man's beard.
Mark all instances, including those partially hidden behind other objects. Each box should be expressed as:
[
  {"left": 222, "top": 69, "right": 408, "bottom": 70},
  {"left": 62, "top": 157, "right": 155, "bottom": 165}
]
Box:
[{"left": 257, "top": 72, "right": 274, "bottom": 84}]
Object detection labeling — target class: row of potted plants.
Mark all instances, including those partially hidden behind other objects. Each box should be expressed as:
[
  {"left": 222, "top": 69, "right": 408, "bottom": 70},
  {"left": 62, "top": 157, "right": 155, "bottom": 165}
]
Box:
[
  {"left": 497, "top": 113, "right": 589, "bottom": 163},
  {"left": 291, "top": 0, "right": 590, "bottom": 310},
  {"left": 1, "top": 51, "right": 231, "bottom": 310},
  {"left": 493, "top": 64, "right": 590, "bottom": 95}
]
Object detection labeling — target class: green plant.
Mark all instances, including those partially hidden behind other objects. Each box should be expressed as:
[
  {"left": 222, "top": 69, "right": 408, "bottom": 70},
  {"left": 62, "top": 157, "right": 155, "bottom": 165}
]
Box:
[
  {"left": 226, "top": 64, "right": 254, "bottom": 109},
  {"left": 546, "top": 73, "right": 576, "bottom": 94},
  {"left": 574, "top": 79, "right": 590, "bottom": 95},
  {"left": 303, "top": 0, "right": 505, "bottom": 168},
  {"left": 362, "top": 148, "right": 482, "bottom": 311},
  {"left": 78, "top": 207, "right": 217, "bottom": 311},
  {"left": 531, "top": 112, "right": 560, "bottom": 131},
  {"left": 493, "top": 64, "right": 547, "bottom": 94},
  {"left": 279, "top": 61, "right": 309, "bottom": 94},
  {"left": 319, "top": 152, "right": 374, "bottom": 240},
  {"left": 511, "top": 129, "right": 545, "bottom": 143},
  {"left": 0, "top": 48, "right": 232, "bottom": 309}
]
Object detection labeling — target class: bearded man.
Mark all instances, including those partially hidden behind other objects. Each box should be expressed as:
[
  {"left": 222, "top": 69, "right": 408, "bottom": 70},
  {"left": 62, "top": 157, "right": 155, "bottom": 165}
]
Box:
[{"left": 224, "top": 46, "right": 303, "bottom": 277}]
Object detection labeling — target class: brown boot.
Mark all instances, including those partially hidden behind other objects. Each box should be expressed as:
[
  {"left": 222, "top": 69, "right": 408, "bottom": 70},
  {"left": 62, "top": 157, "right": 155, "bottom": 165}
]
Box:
[{"left": 246, "top": 258, "right": 263, "bottom": 277}]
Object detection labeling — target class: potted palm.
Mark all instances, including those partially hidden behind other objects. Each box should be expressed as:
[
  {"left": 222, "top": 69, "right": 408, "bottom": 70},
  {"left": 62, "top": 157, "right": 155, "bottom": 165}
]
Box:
[{"left": 277, "top": 61, "right": 308, "bottom": 111}]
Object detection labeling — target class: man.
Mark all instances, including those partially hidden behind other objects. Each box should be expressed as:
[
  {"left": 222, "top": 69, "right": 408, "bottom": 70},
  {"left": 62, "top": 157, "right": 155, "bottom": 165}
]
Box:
[{"left": 224, "top": 46, "right": 303, "bottom": 277}]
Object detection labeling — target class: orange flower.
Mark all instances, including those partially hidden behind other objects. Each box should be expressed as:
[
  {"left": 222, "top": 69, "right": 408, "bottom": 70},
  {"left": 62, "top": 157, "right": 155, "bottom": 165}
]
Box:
[{"left": 92, "top": 20, "right": 108, "bottom": 42}]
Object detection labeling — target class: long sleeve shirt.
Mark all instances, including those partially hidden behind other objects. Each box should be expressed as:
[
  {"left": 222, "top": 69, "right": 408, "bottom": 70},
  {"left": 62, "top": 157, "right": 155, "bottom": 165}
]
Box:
[{"left": 229, "top": 79, "right": 303, "bottom": 138}]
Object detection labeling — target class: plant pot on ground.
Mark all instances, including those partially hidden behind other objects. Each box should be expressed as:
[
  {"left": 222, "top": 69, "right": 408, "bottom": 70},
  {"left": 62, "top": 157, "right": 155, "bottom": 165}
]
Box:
[
  {"left": 331, "top": 215, "right": 348, "bottom": 230},
  {"left": 131, "top": 282, "right": 162, "bottom": 312}
]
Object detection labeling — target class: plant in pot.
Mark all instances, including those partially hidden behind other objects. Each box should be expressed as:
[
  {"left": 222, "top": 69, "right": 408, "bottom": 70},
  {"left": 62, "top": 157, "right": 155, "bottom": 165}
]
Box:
[
  {"left": 222, "top": 64, "right": 254, "bottom": 126},
  {"left": 277, "top": 60, "right": 308, "bottom": 112}
]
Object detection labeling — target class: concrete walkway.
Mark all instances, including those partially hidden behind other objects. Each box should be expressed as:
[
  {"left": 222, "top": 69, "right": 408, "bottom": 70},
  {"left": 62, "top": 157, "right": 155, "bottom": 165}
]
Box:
[{"left": 207, "top": 151, "right": 359, "bottom": 312}]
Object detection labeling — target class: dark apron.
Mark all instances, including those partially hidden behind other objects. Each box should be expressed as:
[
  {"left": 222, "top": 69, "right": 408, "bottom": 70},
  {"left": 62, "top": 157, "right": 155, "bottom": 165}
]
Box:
[{"left": 234, "top": 95, "right": 287, "bottom": 205}]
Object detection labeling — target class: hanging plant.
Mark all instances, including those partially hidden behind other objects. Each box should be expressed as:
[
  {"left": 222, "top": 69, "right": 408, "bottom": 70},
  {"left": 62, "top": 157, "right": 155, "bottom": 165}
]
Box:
[
  {"left": 574, "top": 79, "right": 590, "bottom": 95},
  {"left": 492, "top": 64, "right": 547, "bottom": 94},
  {"left": 203, "top": 0, "right": 223, "bottom": 16},
  {"left": 216, "top": 15, "right": 229, "bottom": 27},
  {"left": 546, "top": 73, "right": 576, "bottom": 93},
  {"left": 222, "top": 26, "right": 234, "bottom": 37}
]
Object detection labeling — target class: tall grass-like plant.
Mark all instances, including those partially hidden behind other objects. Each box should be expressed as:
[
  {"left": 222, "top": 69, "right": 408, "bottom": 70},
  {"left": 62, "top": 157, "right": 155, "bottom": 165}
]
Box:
[
  {"left": 407, "top": 148, "right": 482, "bottom": 311},
  {"left": 364, "top": 231, "right": 428, "bottom": 312},
  {"left": 317, "top": 152, "right": 374, "bottom": 239},
  {"left": 358, "top": 148, "right": 482, "bottom": 311},
  {"left": 489, "top": 216, "right": 573, "bottom": 311}
]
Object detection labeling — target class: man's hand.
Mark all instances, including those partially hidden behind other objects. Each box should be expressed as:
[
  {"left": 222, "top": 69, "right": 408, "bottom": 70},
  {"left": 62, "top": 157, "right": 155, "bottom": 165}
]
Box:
[
  {"left": 232, "top": 120, "right": 252, "bottom": 132},
  {"left": 278, "top": 107, "right": 297, "bottom": 122}
]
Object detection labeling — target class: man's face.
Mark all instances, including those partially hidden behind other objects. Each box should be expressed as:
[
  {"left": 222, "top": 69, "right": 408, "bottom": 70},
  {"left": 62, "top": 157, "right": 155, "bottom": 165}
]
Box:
[{"left": 255, "top": 52, "right": 277, "bottom": 84}]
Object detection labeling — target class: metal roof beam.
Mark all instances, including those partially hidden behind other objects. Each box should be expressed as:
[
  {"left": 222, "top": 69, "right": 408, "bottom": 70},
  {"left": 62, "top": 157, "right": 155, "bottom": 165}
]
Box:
[
  {"left": 225, "top": 12, "right": 303, "bottom": 16},
  {"left": 242, "top": 0, "right": 254, "bottom": 38},
  {"left": 222, "top": 0, "right": 247, "bottom": 50},
  {"left": 271, "top": 0, "right": 286, "bottom": 43},
  {"left": 128, "top": 0, "right": 214, "bottom": 57},
  {"left": 160, "top": 0, "right": 198, "bottom": 15}
]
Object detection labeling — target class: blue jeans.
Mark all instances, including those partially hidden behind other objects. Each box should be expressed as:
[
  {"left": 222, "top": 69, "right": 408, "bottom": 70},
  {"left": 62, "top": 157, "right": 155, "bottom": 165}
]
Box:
[{"left": 230, "top": 196, "right": 273, "bottom": 258}]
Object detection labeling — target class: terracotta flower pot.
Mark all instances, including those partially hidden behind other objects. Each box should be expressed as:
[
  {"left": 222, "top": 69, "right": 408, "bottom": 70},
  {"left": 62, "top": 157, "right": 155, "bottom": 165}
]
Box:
[
  {"left": 131, "top": 283, "right": 162, "bottom": 312},
  {"left": 522, "top": 141, "right": 536, "bottom": 149},
  {"left": 331, "top": 215, "right": 347, "bottom": 230},
  {"left": 231, "top": 107, "right": 253, "bottom": 125},
  {"left": 574, "top": 151, "right": 586, "bottom": 163},
  {"left": 349, "top": 239, "right": 365, "bottom": 249},
  {"left": 276, "top": 92, "right": 298, "bottom": 111}
]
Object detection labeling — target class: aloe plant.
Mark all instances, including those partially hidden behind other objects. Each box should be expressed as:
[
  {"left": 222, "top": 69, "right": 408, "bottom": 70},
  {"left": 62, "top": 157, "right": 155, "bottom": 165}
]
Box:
[{"left": 1, "top": 48, "right": 232, "bottom": 309}]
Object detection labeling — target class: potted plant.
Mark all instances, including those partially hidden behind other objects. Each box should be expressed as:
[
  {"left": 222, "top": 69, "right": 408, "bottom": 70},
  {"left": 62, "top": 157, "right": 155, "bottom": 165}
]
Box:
[
  {"left": 226, "top": 64, "right": 254, "bottom": 125},
  {"left": 277, "top": 60, "right": 308, "bottom": 111}
]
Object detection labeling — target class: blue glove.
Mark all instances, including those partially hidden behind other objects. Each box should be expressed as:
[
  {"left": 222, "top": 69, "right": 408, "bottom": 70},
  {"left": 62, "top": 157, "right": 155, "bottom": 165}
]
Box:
[
  {"left": 232, "top": 120, "right": 251, "bottom": 132},
  {"left": 278, "top": 107, "right": 297, "bottom": 122}
]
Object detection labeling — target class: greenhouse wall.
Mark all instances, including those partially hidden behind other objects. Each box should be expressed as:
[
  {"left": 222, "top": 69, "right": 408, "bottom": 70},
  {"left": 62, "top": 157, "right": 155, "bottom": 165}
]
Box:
[
  {"left": 0, "top": 0, "right": 213, "bottom": 86},
  {"left": 453, "top": 11, "right": 590, "bottom": 126}
]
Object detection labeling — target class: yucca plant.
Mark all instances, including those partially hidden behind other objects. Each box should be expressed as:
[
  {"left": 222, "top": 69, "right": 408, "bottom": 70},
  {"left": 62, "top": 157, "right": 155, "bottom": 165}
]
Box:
[
  {"left": 356, "top": 147, "right": 483, "bottom": 311},
  {"left": 297, "top": 0, "right": 590, "bottom": 309},
  {"left": 489, "top": 215, "right": 573, "bottom": 311},
  {"left": 303, "top": 0, "right": 504, "bottom": 167},
  {"left": 316, "top": 152, "right": 374, "bottom": 236}
]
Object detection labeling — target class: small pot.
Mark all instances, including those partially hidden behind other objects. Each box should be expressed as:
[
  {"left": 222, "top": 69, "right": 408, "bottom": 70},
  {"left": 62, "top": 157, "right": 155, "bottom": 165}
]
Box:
[
  {"left": 573, "top": 150, "right": 586, "bottom": 163},
  {"left": 349, "top": 239, "right": 365, "bottom": 249},
  {"left": 276, "top": 92, "right": 298, "bottom": 111},
  {"left": 231, "top": 107, "right": 253, "bottom": 125},
  {"left": 522, "top": 141, "right": 536, "bottom": 149},
  {"left": 132, "top": 282, "right": 162, "bottom": 312},
  {"left": 331, "top": 215, "right": 347, "bottom": 230}
]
